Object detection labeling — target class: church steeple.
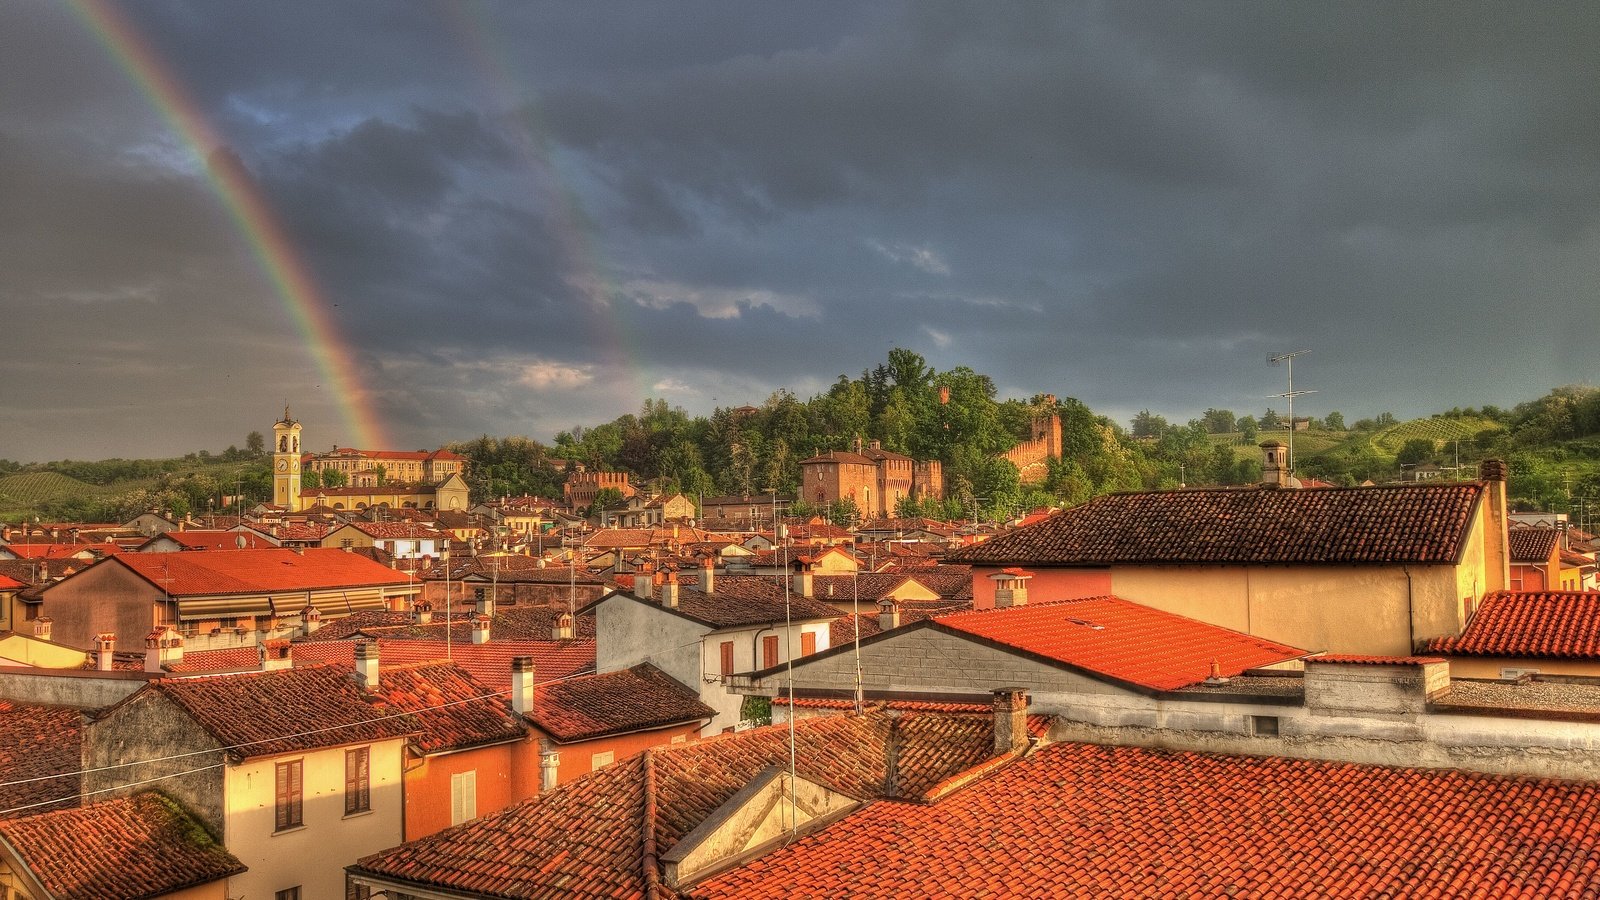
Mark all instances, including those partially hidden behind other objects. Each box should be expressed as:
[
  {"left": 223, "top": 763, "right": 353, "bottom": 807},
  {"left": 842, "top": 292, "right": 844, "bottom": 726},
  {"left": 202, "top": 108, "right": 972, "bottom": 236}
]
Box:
[{"left": 272, "top": 408, "right": 303, "bottom": 511}]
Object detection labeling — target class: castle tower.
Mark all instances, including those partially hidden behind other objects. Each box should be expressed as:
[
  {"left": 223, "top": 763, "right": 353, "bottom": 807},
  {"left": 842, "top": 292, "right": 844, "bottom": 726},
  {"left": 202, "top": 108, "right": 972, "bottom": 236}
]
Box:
[{"left": 272, "top": 406, "right": 303, "bottom": 511}]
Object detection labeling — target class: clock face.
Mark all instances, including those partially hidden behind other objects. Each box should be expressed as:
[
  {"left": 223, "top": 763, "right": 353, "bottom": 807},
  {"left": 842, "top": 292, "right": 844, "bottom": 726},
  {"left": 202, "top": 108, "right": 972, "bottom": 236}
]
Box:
[{"left": 277, "top": 459, "right": 289, "bottom": 472}]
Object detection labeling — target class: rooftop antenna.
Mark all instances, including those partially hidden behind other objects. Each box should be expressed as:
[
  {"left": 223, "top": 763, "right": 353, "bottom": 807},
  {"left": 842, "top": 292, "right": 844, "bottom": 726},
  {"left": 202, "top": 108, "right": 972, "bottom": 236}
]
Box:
[
  {"left": 1268, "top": 349, "right": 1316, "bottom": 475},
  {"left": 767, "top": 486, "right": 798, "bottom": 838}
]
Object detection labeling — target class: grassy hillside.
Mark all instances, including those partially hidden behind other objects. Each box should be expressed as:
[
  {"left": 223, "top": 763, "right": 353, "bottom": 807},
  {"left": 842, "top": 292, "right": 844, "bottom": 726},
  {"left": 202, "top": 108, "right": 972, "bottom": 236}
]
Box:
[
  {"left": 0, "top": 458, "right": 266, "bottom": 523},
  {"left": 0, "top": 472, "right": 114, "bottom": 506},
  {"left": 1370, "top": 416, "right": 1503, "bottom": 455}
]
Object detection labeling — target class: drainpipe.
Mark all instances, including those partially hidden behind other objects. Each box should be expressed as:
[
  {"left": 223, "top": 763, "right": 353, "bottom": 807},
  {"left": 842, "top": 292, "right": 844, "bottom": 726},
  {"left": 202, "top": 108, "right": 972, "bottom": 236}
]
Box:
[{"left": 1402, "top": 565, "right": 1416, "bottom": 654}]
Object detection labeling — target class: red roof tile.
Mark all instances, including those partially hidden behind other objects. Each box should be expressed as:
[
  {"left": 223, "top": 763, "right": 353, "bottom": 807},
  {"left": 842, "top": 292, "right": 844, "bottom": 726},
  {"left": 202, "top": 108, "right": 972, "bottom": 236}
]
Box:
[
  {"left": 697, "top": 741, "right": 1600, "bottom": 898},
  {"left": 947, "top": 483, "right": 1486, "bottom": 566},
  {"left": 933, "top": 597, "right": 1307, "bottom": 691},
  {"left": 0, "top": 573, "right": 25, "bottom": 591},
  {"left": 0, "top": 700, "right": 81, "bottom": 817},
  {"left": 1427, "top": 590, "right": 1600, "bottom": 659},
  {"left": 0, "top": 792, "right": 245, "bottom": 899},
  {"left": 99, "top": 548, "right": 413, "bottom": 596},
  {"left": 370, "top": 663, "right": 526, "bottom": 754},
  {"left": 1509, "top": 526, "right": 1563, "bottom": 563},
  {"left": 530, "top": 664, "right": 714, "bottom": 742},
  {"left": 602, "top": 579, "right": 842, "bottom": 630},
  {"left": 352, "top": 711, "right": 1023, "bottom": 897},
  {"left": 1310, "top": 654, "right": 1447, "bottom": 665}
]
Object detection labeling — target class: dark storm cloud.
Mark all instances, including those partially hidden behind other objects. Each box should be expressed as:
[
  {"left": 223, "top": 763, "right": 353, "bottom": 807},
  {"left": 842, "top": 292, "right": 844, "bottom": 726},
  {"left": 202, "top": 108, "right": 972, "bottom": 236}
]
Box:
[{"left": 2, "top": 1, "right": 1598, "bottom": 460}]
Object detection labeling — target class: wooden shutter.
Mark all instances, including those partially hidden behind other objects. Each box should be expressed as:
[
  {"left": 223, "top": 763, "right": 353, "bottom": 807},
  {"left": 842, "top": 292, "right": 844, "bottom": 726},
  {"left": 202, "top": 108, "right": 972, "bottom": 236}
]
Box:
[
  {"left": 800, "top": 631, "right": 817, "bottom": 657},
  {"left": 719, "top": 641, "right": 734, "bottom": 676},
  {"left": 345, "top": 747, "right": 370, "bottom": 815},
  {"left": 276, "top": 760, "right": 303, "bottom": 830},
  {"left": 451, "top": 770, "right": 477, "bottom": 825},
  {"left": 762, "top": 635, "right": 779, "bottom": 669}
]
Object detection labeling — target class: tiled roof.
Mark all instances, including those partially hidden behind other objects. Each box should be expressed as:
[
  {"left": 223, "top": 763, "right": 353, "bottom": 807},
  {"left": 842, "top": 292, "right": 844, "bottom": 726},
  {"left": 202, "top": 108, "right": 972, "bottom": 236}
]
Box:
[
  {"left": 352, "top": 711, "right": 1020, "bottom": 898},
  {"left": 695, "top": 741, "right": 1600, "bottom": 898},
  {"left": 2, "top": 542, "right": 120, "bottom": 559},
  {"left": 813, "top": 570, "right": 971, "bottom": 604},
  {"left": 0, "top": 573, "right": 24, "bottom": 591},
  {"left": 932, "top": 597, "right": 1307, "bottom": 691},
  {"left": 181, "top": 638, "right": 595, "bottom": 690},
  {"left": 0, "top": 700, "right": 82, "bottom": 817},
  {"left": 605, "top": 580, "right": 843, "bottom": 630},
  {"left": 0, "top": 792, "right": 245, "bottom": 899},
  {"left": 585, "top": 528, "right": 657, "bottom": 549},
  {"left": 1310, "top": 654, "right": 1447, "bottom": 665},
  {"left": 530, "top": 664, "right": 714, "bottom": 742},
  {"left": 348, "top": 521, "right": 451, "bottom": 540},
  {"left": 145, "top": 530, "right": 249, "bottom": 550},
  {"left": 96, "top": 548, "right": 413, "bottom": 596},
  {"left": 168, "top": 641, "right": 355, "bottom": 673},
  {"left": 1509, "top": 526, "right": 1563, "bottom": 563},
  {"left": 150, "top": 665, "right": 413, "bottom": 759},
  {"left": 299, "top": 607, "right": 599, "bottom": 644},
  {"left": 830, "top": 600, "right": 972, "bottom": 644},
  {"left": 946, "top": 483, "right": 1486, "bottom": 566},
  {"left": 1427, "top": 591, "right": 1600, "bottom": 659},
  {"left": 371, "top": 663, "right": 526, "bottom": 755}
]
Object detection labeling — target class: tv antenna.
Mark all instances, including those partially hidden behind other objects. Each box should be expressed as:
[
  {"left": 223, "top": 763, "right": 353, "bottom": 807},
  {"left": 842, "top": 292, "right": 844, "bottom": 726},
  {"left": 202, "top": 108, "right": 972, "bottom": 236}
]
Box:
[{"left": 1268, "top": 350, "right": 1316, "bottom": 474}]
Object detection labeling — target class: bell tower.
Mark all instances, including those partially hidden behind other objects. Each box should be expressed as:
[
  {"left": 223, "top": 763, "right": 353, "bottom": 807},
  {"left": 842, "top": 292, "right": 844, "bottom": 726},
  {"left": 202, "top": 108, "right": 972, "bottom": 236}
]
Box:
[{"left": 272, "top": 406, "right": 303, "bottom": 511}]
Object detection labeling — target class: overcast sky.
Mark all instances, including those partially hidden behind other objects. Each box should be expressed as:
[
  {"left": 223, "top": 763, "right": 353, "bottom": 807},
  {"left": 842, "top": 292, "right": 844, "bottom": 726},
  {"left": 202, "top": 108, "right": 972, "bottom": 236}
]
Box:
[{"left": 3, "top": 2, "right": 1597, "bottom": 461}]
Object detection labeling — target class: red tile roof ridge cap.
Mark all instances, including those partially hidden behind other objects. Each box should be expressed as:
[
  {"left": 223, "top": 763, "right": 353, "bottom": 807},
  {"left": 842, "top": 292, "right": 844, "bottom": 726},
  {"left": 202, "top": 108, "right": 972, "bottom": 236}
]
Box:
[
  {"left": 641, "top": 748, "right": 662, "bottom": 898},
  {"left": 919, "top": 744, "right": 1030, "bottom": 804},
  {"left": 933, "top": 596, "right": 1110, "bottom": 618},
  {"left": 1309, "top": 654, "right": 1447, "bottom": 665}
]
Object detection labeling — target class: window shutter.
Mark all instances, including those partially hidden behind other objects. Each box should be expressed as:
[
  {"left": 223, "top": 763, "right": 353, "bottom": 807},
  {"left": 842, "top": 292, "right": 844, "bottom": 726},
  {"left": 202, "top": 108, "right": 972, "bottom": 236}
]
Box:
[
  {"left": 762, "top": 635, "right": 779, "bottom": 669},
  {"left": 719, "top": 641, "right": 734, "bottom": 676},
  {"left": 801, "top": 631, "right": 817, "bottom": 657}
]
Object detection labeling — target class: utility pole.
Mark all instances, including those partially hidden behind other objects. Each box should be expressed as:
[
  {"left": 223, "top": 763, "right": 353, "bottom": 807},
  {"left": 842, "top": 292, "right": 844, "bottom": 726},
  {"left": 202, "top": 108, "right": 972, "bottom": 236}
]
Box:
[{"left": 1269, "top": 349, "right": 1316, "bottom": 475}]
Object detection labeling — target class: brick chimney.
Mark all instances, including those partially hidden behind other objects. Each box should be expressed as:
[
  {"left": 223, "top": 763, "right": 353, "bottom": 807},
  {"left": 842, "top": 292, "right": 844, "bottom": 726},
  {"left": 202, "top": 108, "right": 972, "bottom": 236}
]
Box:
[
  {"left": 510, "top": 656, "right": 535, "bottom": 716},
  {"left": 1260, "top": 440, "right": 1290, "bottom": 488},
  {"left": 878, "top": 599, "right": 900, "bottom": 632},
  {"left": 260, "top": 638, "right": 294, "bottom": 672},
  {"left": 699, "top": 556, "right": 715, "bottom": 594},
  {"left": 660, "top": 570, "right": 679, "bottom": 608},
  {"left": 1480, "top": 459, "right": 1511, "bottom": 593},
  {"left": 354, "top": 641, "right": 379, "bottom": 690},
  {"left": 992, "top": 687, "right": 1029, "bottom": 754},
  {"left": 95, "top": 633, "right": 116, "bottom": 672},
  {"left": 31, "top": 617, "right": 52, "bottom": 642},
  {"left": 471, "top": 613, "right": 492, "bottom": 644},
  {"left": 990, "top": 568, "right": 1032, "bottom": 609},
  {"left": 553, "top": 612, "right": 574, "bottom": 641},
  {"left": 301, "top": 605, "right": 322, "bottom": 636}
]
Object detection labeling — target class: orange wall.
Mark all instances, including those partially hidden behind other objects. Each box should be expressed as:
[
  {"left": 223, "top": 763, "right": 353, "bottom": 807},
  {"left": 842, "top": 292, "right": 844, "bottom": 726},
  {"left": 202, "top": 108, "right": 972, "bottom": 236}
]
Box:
[
  {"left": 1510, "top": 563, "right": 1548, "bottom": 592},
  {"left": 543, "top": 722, "right": 702, "bottom": 789},
  {"left": 404, "top": 738, "right": 538, "bottom": 841},
  {"left": 970, "top": 566, "right": 1113, "bottom": 609}
]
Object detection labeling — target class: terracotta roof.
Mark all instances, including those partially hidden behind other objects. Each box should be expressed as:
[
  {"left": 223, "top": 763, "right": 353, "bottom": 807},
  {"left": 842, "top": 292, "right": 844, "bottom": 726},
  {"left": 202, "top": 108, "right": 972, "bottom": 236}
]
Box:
[
  {"left": 1310, "top": 654, "right": 1447, "bottom": 665},
  {"left": 352, "top": 711, "right": 1021, "bottom": 898},
  {"left": 931, "top": 597, "right": 1307, "bottom": 691},
  {"left": 141, "top": 530, "right": 248, "bottom": 550},
  {"left": 697, "top": 741, "right": 1600, "bottom": 898},
  {"left": 371, "top": 663, "right": 526, "bottom": 755},
  {"left": 377, "top": 640, "right": 595, "bottom": 690},
  {"left": 0, "top": 701, "right": 82, "bottom": 817},
  {"left": 830, "top": 600, "right": 972, "bottom": 644},
  {"left": 167, "top": 641, "right": 355, "bottom": 672},
  {"left": 529, "top": 663, "right": 714, "bottom": 743},
  {"left": 0, "top": 792, "right": 245, "bottom": 899},
  {"left": 2, "top": 543, "right": 120, "bottom": 559},
  {"left": 813, "top": 571, "right": 971, "bottom": 604},
  {"left": 91, "top": 548, "right": 413, "bottom": 596},
  {"left": 1427, "top": 591, "right": 1600, "bottom": 659},
  {"left": 1509, "top": 526, "right": 1563, "bottom": 563},
  {"left": 299, "top": 607, "right": 599, "bottom": 644},
  {"left": 149, "top": 665, "right": 413, "bottom": 759},
  {"left": 0, "top": 573, "right": 24, "bottom": 591},
  {"left": 946, "top": 483, "right": 1487, "bottom": 567},
  {"left": 585, "top": 528, "right": 657, "bottom": 549},
  {"left": 347, "top": 521, "right": 451, "bottom": 540},
  {"left": 602, "top": 580, "right": 843, "bottom": 630}
]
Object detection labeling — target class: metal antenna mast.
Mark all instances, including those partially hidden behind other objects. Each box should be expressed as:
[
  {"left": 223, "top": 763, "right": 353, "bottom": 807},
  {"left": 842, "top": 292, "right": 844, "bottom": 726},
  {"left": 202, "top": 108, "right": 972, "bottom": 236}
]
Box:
[{"left": 1268, "top": 350, "right": 1316, "bottom": 475}]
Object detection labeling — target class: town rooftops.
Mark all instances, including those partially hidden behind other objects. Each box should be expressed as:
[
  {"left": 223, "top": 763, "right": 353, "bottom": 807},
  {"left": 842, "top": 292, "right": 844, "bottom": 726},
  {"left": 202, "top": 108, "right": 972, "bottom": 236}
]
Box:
[
  {"left": 1509, "top": 526, "right": 1563, "bottom": 563},
  {"left": 344, "top": 521, "right": 451, "bottom": 540},
  {"left": 90, "top": 547, "right": 415, "bottom": 596},
  {"left": 175, "top": 638, "right": 596, "bottom": 691},
  {"left": 528, "top": 663, "right": 715, "bottom": 743},
  {"left": 1426, "top": 591, "right": 1600, "bottom": 659},
  {"left": 694, "top": 740, "right": 1600, "bottom": 898},
  {"left": 0, "top": 700, "right": 82, "bottom": 818},
  {"left": 932, "top": 597, "right": 1308, "bottom": 691},
  {"left": 370, "top": 662, "right": 526, "bottom": 755},
  {"left": 143, "top": 664, "right": 414, "bottom": 759},
  {"left": 947, "top": 482, "right": 1488, "bottom": 567},
  {"left": 0, "top": 792, "right": 246, "bottom": 900},
  {"left": 592, "top": 578, "right": 843, "bottom": 630},
  {"left": 351, "top": 710, "right": 1030, "bottom": 898},
  {"left": 136, "top": 529, "right": 246, "bottom": 551}
]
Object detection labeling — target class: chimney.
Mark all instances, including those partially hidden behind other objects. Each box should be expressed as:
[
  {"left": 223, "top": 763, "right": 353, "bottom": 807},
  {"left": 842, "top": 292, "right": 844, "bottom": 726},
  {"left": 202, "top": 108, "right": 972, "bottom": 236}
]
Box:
[
  {"left": 414, "top": 601, "right": 433, "bottom": 625},
  {"left": 878, "top": 599, "right": 900, "bottom": 632},
  {"left": 510, "top": 656, "right": 535, "bottom": 716},
  {"left": 633, "top": 569, "right": 654, "bottom": 601},
  {"left": 992, "top": 687, "right": 1029, "bottom": 754},
  {"left": 354, "top": 641, "right": 379, "bottom": 690},
  {"left": 301, "top": 605, "right": 322, "bottom": 636},
  {"left": 260, "top": 638, "right": 294, "bottom": 672},
  {"left": 1260, "top": 440, "right": 1290, "bottom": 488},
  {"left": 699, "top": 556, "right": 715, "bottom": 594},
  {"left": 792, "top": 564, "right": 814, "bottom": 599},
  {"left": 31, "top": 617, "right": 52, "bottom": 642},
  {"left": 990, "top": 568, "right": 1032, "bottom": 609},
  {"left": 475, "top": 589, "right": 495, "bottom": 619},
  {"left": 471, "top": 613, "right": 492, "bottom": 644},
  {"left": 553, "top": 612, "right": 574, "bottom": 641},
  {"left": 1480, "top": 459, "right": 1511, "bottom": 592},
  {"left": 539, "top": 739, "right": 561, "bottom": 793},
  {"left": 143, "top": 626, "right": 184, "bottom": 673},
  {"left": 95, "top": 633, "right": 116, "bottom": 672},
  {"left": 660, "top": 570, "right": 679, "bottom": 608}
]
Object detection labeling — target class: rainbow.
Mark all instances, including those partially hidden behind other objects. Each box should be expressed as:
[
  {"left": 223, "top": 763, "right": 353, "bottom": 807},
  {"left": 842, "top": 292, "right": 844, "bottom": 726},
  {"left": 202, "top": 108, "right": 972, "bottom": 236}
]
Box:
[{"left": 68, "top": 0, "right": 386, "bottom": 448}]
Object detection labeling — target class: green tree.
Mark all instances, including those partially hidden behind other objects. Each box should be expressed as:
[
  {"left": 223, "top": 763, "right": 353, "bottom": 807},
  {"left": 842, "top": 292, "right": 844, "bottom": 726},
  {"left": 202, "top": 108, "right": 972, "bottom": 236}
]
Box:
[
  {"left": 1237, "top": 416, "right": 1259, "bottom": 443},
  {"left": 301, "top": 469, "right": 322, "bottom": 490},
  {"left": 1323, "top": 411, "right": 1345, "bottom": 431},
  {"left": 246, "top": 431, "right": 265, "bottom": 456},
  {"left": 322, "top": 469, "right": 349, "bottom": 488},
  {"left": 1396, "top": 438, "right": 1437, "bottom": 467},
  {"left": 1201, "top": 409, "right": 1236, "bottom": 434},
  {"left": 826, "top": 497, "right": 860, "bottom": 526},
  {"left": 1260, "top": 409, "right": 1281, "bottom": 430},
  {"left": 1130, "top": 410, "right": 1168, "bottom": 439}
]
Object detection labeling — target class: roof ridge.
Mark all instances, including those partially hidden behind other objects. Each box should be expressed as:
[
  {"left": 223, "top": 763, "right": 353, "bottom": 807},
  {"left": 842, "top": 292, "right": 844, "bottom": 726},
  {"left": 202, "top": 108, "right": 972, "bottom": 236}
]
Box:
[{"left": 641, "top": 749, "right": 661, "bottom": 899}]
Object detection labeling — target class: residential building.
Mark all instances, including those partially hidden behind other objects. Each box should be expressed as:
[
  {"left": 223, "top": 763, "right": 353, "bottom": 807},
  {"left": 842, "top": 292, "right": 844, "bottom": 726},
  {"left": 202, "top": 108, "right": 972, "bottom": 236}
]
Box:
[
  {"left": 1508, "top": 525, "right": 1576, "bottom": 591},
  {"left": 1426, "top": 590, "right": 1600, "bottom": 678},
  {"left": 299, "top": 474, "right": 469, "bottom": 514},
  {"left": 799, "top": 439, "right": 942, "bottom": 520},
  {"left": 303, "top": 446, "right": 465, "bottom": 486},
  {"left": 322, "top": 521, "right": 450, "bottom": 560}
]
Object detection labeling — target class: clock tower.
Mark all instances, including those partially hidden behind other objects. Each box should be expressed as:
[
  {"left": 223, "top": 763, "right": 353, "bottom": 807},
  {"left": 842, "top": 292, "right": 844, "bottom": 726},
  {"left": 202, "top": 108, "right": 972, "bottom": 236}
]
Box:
[{"left": 272, "top": 406, "right": 303, "bottom": 511}]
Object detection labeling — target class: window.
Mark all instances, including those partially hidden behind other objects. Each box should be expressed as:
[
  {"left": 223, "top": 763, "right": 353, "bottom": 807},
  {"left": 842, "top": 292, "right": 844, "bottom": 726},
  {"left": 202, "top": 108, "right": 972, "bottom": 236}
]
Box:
[
  {"left": 800, "top": 631, "right": 817, "bottom": 657},
  {"left": 719, "top": 641, "right": 734, "bottom": 677},
  {"left": 345, "top": 747, "right": 371, "bottom": 815},
  {"left": 450, "top": 770, "right": 477, "bottom": 825},
  {"left": 591, "top": 750, "right": 615, "bottom": 771},
  {"left": 275, "top": 888, "right": 301, "bottom": 900},
  {"left": 275, "top": 759, "right": 303, "bottom": 831},
  {"left": 761, "top": 635, "right": 780, "bottom": 669}
]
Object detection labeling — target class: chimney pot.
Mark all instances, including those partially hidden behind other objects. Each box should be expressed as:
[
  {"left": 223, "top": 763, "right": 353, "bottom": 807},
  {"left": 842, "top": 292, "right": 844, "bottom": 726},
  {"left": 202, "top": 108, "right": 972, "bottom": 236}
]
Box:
[
  {"left": 471, "top": 613, "right": 492, "bottom": 644},
  {"left": 301, "top": 605, "right": 322, "bottom": 636},
  {"left": 992, "top": 687, "right": 1029, "bottom": 754},
  {"left": 31, "top": 617, "right": 52, "bottom": 642},
  {"left": 660, "top": 571, "right": 680, "bottom": 608},
  {"left": 354, "top": 641, "right": 380, "bottom": 689},
  {"left": 553, "top": 612, "right": 574, "bottom": 641},
  {"left": 95, "top": 633, "right": 116, "bottom": 672},
  {"left": 260, "top": 638, "right": 294, "bottom": 672},
  {"left": 511, "top": 656, "right": 535, "bottom": 716},
  {"left": 878, "top": 599, "right": 900, "bottom": 632}
]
